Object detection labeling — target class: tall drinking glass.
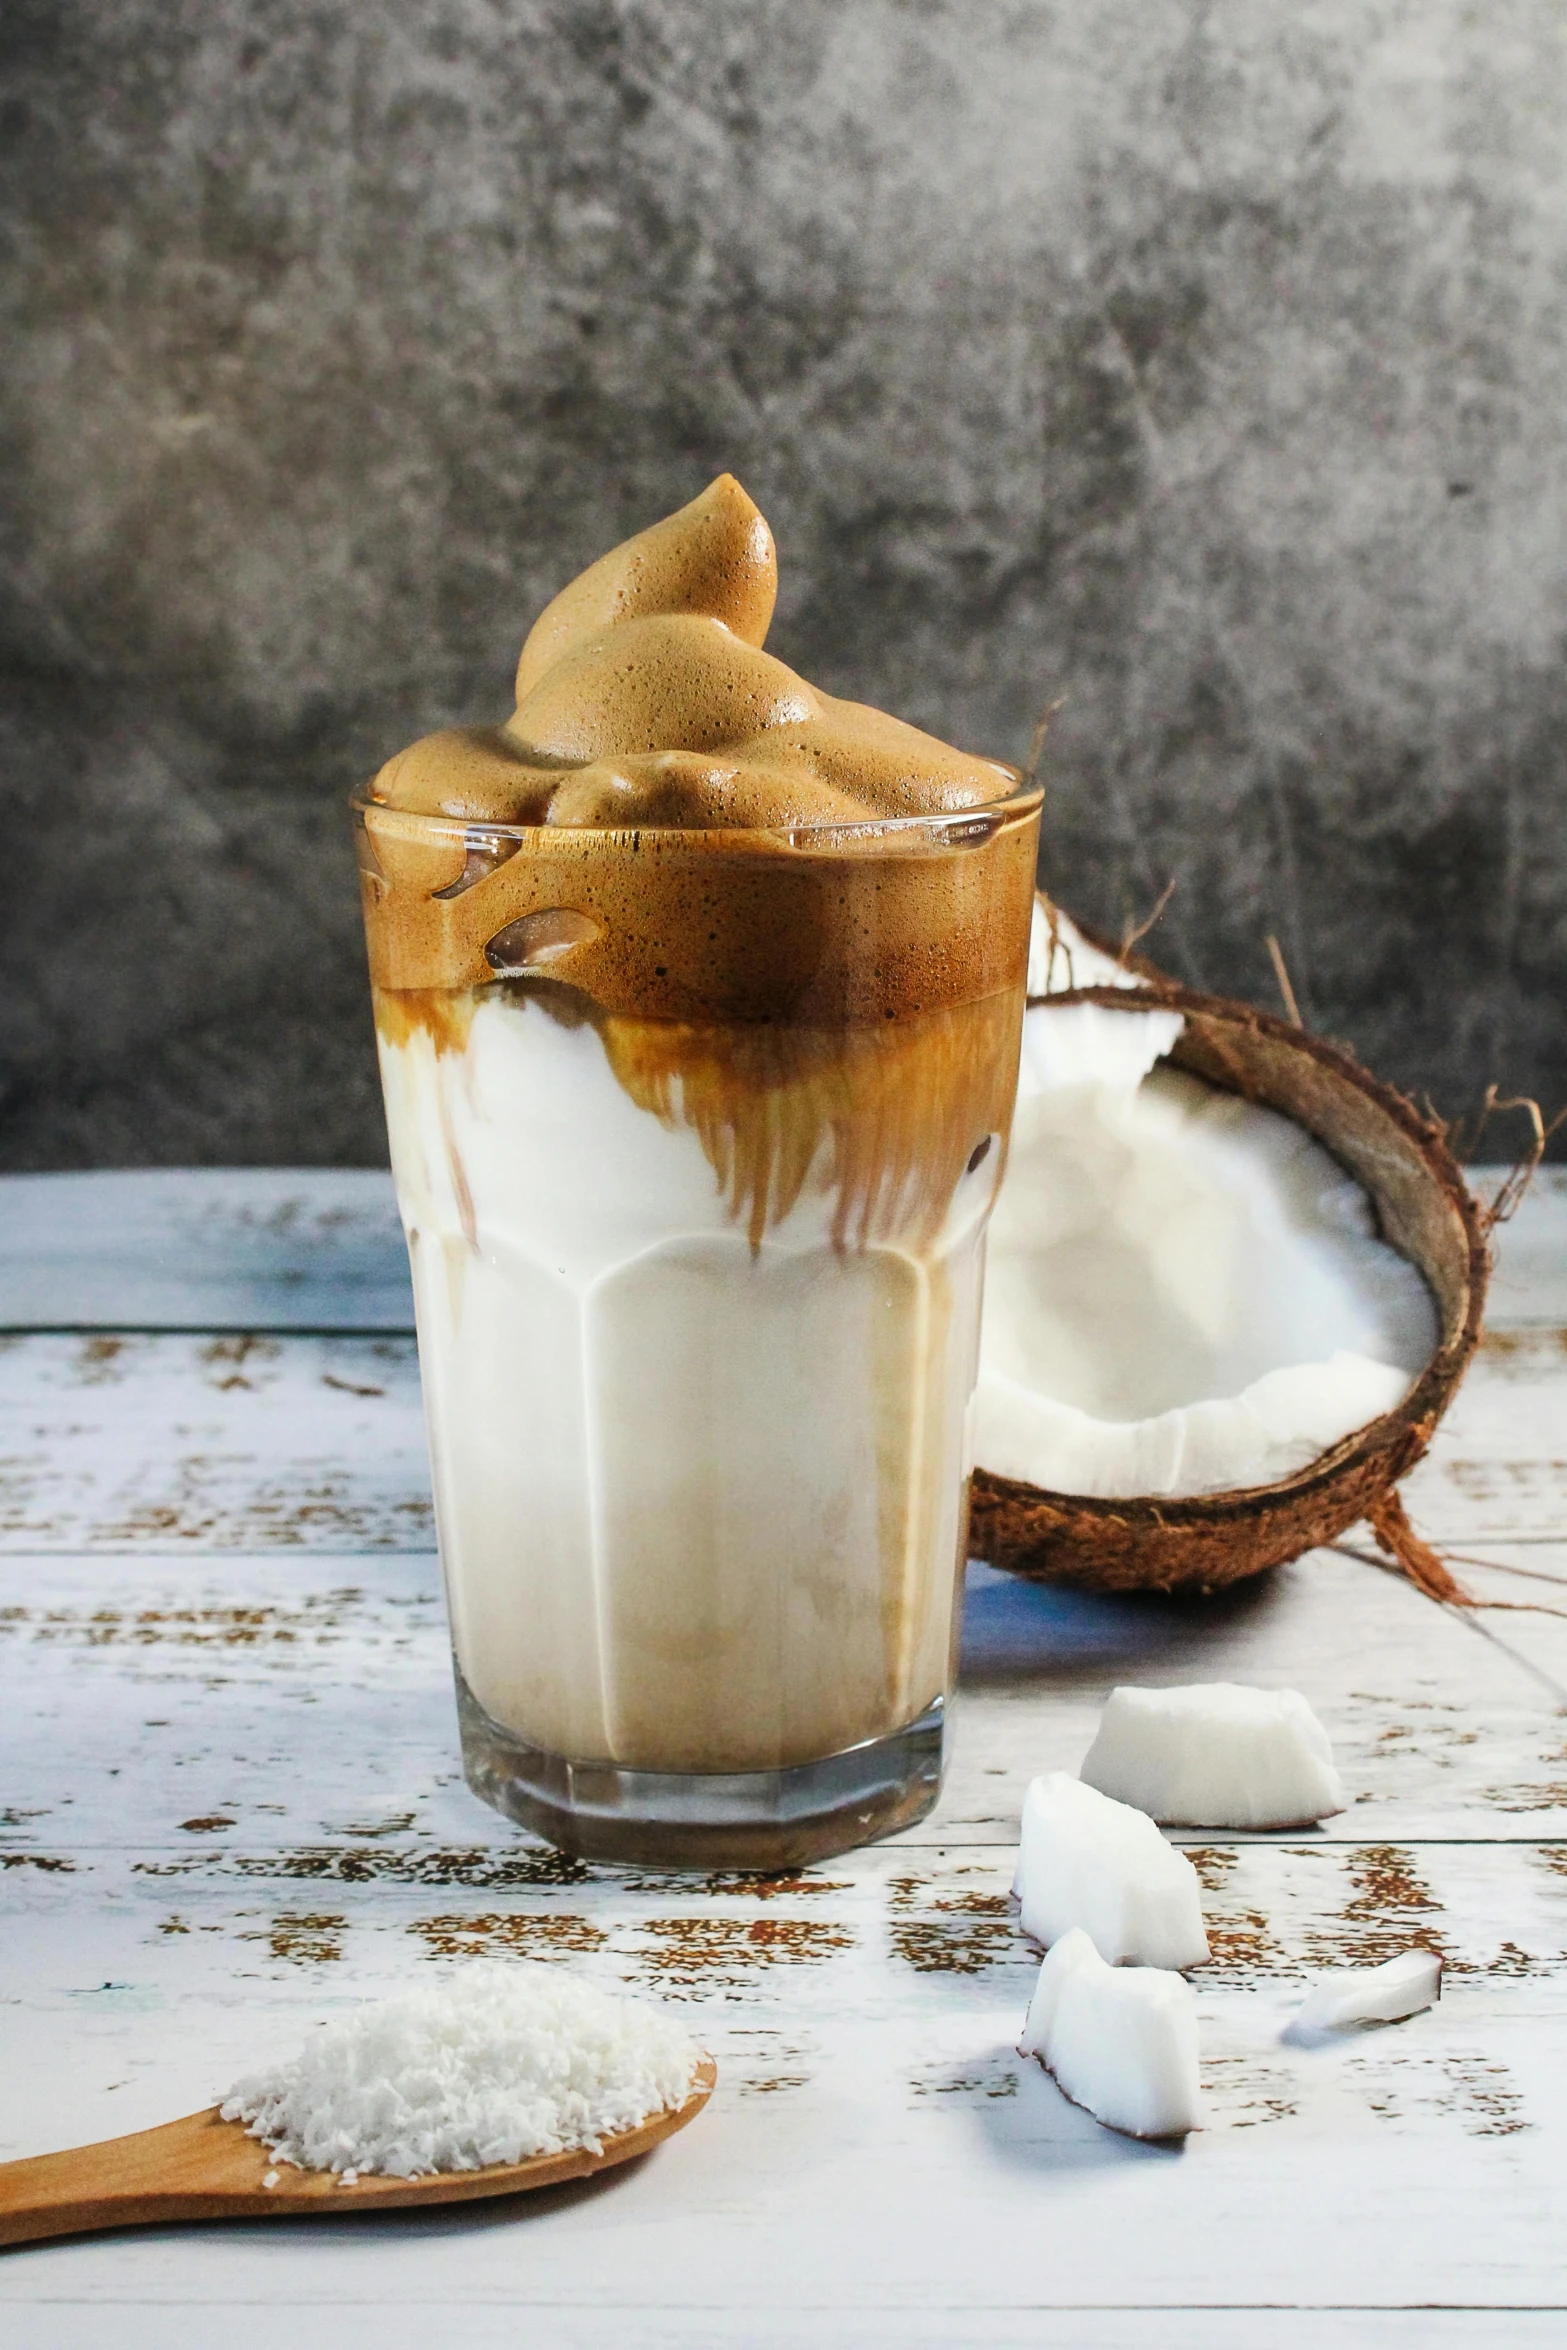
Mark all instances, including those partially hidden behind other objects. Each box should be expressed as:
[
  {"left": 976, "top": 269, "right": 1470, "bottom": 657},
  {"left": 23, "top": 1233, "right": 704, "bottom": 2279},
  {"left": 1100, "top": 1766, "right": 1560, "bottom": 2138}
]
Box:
[{"left": 356, "top": 782, "right": 1043, "bottom": 1865}]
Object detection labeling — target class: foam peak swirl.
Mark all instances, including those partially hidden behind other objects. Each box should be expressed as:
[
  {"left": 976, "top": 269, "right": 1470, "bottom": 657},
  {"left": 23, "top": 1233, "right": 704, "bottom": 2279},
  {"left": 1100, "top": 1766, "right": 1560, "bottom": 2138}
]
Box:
[{"left": 370, "top": 476, "right": 1016, "bottom": 829}]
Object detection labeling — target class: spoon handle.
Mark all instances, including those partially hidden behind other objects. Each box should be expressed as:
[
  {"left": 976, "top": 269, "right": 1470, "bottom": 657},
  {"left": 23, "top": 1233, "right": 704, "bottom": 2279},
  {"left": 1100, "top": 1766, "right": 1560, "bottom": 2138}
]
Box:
[{"left": 0, "top": 2109, "right": 266, "bottom": 2248}]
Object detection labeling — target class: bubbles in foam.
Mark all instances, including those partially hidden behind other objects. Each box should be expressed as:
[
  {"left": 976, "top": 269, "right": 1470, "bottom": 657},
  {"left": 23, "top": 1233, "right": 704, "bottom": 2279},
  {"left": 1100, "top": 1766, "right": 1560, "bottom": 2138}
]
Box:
[{"left": 485, "top": 909, "right": 603, "bottom": 973}]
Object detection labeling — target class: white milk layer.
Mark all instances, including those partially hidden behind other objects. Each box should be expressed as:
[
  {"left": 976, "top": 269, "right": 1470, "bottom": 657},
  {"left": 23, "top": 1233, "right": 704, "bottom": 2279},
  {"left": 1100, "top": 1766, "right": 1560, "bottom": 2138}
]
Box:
[
  {"left": 379, "top": 995, "right": 993, "bottom": 1773},
  {"left": 975, "top": 982, "right": 1440, "bottom": 1500}
]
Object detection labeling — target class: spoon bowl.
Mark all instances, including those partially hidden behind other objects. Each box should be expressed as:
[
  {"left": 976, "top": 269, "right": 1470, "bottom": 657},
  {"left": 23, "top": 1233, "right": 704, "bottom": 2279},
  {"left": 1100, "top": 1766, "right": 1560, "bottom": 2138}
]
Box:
[{"left": 0, "top": 2055, "right": 716, "bottom": 2248}]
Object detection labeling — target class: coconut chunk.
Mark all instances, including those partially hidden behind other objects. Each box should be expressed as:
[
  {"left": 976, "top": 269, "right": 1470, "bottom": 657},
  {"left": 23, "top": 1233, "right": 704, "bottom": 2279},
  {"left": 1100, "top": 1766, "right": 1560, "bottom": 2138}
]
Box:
[
  {"left": 1018, "top": 1926, "right": 1202, "bottom": 2139},
  {"left": 1080, "top": 1682, "right": 1347, "bottom": 1829},
  {"left": 1293, "top": 1949, "right": 1442, "bottom": 2032},
  {"left": 1012, "top": 1771, "right": 1209, "bottom": 1969}
]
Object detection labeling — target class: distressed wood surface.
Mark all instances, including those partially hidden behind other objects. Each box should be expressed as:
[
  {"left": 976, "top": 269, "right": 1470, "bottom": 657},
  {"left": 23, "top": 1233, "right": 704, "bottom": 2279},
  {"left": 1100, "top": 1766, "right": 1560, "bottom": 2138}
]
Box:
[
  {"left": 0, "top": 1171, "right": 414, "bottom": 1333},
  {"left": 2, "top": 1169, "right": 1565, "bottom": 2342},
  {"left": 0, "top": 1310, "right": 1556, "bottom": 1563},
  {"left": 3, "top": 1164, "right": 1562, "bottom": 1334}
]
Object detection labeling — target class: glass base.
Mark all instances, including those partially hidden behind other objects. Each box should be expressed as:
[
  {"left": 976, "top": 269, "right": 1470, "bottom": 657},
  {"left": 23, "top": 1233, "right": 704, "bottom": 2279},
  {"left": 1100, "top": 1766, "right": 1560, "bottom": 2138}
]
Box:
[{"left": 454, "top": 1665, "right": 948, "bottom": 1868}]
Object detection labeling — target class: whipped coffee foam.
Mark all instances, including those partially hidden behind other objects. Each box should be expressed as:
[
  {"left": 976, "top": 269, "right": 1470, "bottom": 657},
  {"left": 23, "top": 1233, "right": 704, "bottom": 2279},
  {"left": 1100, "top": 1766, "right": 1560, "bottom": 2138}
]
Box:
[
  {"left": 372, "top": 473, "right": 1014, "bottom": 836},
  {"left": 359, "top": 477, "right": 1036, "bottom": 1039}
]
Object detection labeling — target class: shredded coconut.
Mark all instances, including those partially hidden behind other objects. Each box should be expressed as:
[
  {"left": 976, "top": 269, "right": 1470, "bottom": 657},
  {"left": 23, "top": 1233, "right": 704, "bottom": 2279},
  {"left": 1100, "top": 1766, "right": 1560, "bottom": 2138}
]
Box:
[{"left": 220, "top": 1964, "right": 704, "bottom": 2179}]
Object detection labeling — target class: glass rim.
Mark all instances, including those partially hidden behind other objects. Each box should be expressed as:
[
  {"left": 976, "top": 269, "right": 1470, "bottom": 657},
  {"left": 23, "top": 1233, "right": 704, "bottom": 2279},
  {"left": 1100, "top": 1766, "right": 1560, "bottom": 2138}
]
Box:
[{"left": 350, "top": 768, "right": 1042, "bottom": 846}]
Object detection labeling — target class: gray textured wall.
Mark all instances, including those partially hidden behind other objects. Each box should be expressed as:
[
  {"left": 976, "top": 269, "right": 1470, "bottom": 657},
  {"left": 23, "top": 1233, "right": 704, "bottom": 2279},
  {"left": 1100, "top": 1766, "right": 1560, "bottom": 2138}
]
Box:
[{"left": 3, "top": 0, "right": 1565, "bottom": 1167}]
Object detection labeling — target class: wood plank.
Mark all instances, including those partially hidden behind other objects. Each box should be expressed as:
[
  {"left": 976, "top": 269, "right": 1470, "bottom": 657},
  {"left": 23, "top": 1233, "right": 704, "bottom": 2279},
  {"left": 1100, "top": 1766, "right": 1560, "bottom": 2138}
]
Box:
[
  {"left": 10, "top": 1825, "right": 1567, "bottom": 2053},
  {"left": 0, "top": 1171, "right": 413, "bottom": 1334},
  {"left": 3, "top": 1839, "right": 1566, "bottom": 2314},
  {"left": 4, "top": 1310, "right": 1563, "bottom": 1569},
  {"left": 3, "top": 1233, "right": 1561, "bottom": 1572},
  {"left": 949, "top": 1549, "right": 1567, "bottom": 1840},
  {"left": 0, "top": 1333, "right": 432, "bottom": 1553},
  {"left": 5, "top": 1545, "right": 1567, "bottom": 1855},
  {"left": 0, "top": 1162, "right": 1553, "bottom": 1336},
  {"left": 3, "top": 1308, "right": 1565, "bottom": 1848},
  {"left": 1402, "top": 1322, "right": 1567, "bottom": 1544},
  {"left": 7, "top": 2312, "right": 1565, "bottom": 2349},
  {"left": 1393, "top": 1543, "right": 1567, "bottom": 1707},
  {"left": 1483, "top": 1167, "right": 1567, "bottom": 1328}
]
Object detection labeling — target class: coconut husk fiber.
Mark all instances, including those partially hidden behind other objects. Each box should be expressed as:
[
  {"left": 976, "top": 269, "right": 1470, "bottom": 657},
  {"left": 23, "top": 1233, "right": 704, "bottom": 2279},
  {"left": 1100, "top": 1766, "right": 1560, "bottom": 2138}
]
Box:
[{"left": 968, "top": 981, "right": 1489, "bottom": 1596}]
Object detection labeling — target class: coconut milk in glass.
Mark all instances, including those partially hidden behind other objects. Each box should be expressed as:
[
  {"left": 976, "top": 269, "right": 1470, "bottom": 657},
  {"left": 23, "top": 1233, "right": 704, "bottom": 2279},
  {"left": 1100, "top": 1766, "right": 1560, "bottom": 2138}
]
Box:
[{"left": 353, "top": 478, "right": 1042, "bottom": 1865}]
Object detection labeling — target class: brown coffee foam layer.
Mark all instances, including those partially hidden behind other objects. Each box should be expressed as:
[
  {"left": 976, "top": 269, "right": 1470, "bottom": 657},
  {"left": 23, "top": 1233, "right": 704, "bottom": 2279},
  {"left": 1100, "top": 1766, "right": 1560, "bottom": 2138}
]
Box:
[
  {"left": 360, "top": 475, "right": 1042, "bottom": 1242},
  {"left": 374, "top": 981, "right": 1025, "bottom": 1254},
  {"left": 359, "top": 797, "right": 1041, "bottom": 1026}
]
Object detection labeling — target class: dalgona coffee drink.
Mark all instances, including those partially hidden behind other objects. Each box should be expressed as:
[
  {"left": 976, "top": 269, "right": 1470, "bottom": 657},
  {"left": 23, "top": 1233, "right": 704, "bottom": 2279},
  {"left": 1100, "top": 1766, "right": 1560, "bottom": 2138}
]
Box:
[{"left": 356, "top": 478, "right": 1042, "bottom": 1865}]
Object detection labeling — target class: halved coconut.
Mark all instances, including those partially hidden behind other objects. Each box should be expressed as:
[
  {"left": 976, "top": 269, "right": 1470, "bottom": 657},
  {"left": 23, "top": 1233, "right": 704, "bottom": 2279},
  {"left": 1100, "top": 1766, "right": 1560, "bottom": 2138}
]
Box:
[{"left": 969, "top": 910, "right": 1488, "bottom": 1597}]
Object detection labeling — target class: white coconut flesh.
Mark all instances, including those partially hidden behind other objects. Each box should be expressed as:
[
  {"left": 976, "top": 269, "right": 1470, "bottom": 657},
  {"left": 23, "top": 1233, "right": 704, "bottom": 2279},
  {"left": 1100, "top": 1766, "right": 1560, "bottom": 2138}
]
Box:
[
  {"left": 1292, "top": 1949, "right": 1442, "bottom": 2033},
  {"left": 1011, "top": 1770, "right": 1210, "bottom": 1971},
  {"left": 1018, "top": 1927, "right": 1202, "bottom": 2140},
  {"left": 975, "top": 909, "right": 1441, "bottom": 1502},
  {"left": 1079, "top": 1682, "right": 1347, "bottom": 1830}
]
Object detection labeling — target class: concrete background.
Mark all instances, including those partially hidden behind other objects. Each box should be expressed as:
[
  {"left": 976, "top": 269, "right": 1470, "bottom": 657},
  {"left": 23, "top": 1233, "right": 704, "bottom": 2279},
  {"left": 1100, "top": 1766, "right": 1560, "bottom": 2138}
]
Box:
[{"left": 2, "top": 0, "right": 1564, "bottom": 1168}]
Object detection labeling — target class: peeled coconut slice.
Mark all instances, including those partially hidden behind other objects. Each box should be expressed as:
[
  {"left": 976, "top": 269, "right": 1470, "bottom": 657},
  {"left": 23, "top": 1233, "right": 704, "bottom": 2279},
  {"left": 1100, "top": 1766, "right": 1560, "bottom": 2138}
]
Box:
[
  {"left": 1019, "top": 1926, "right": 1202, "bottom": 2139},
  {"left": 1013, "top": 1771, "right": 1209, "bottom": 1970},
  {"left": 1080, "top": 1683, "right": 1346, "bottom": 1829},
  {"left": 970, "top": 906, "right": 1488, "bottom": 1595},
  {"left": 1292, "top": 1949, "right": 1442, "bottom": 2033}
]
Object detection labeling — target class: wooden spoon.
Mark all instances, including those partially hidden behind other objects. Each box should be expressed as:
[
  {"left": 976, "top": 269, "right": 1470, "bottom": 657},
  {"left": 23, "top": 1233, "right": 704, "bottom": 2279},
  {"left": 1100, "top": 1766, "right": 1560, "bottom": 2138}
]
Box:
[{"left": 0, "top": 2055, "right": 715, "bottom": 2249}]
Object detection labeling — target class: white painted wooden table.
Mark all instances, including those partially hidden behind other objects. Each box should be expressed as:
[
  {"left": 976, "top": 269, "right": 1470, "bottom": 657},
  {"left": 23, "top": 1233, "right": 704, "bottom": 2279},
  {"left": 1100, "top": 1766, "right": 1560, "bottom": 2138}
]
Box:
[{"left": 2, "top": 1167, "right": 1566, "bottom": 2346}]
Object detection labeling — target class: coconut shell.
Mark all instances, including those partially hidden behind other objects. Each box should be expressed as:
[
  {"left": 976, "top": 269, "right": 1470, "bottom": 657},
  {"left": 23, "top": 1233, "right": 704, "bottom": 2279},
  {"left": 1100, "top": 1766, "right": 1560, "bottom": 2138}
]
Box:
[{"left": 969, "top": 981, "right": 1489, "bottom": 1595}]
